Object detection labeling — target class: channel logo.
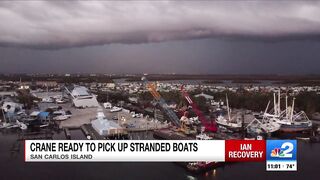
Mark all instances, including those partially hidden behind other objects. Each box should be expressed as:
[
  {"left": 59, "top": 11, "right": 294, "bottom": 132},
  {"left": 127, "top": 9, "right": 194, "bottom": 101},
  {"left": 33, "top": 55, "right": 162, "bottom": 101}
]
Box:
[
  {"left": 270, "top": 144, "right": 293, "bottom": 158},
  {"left": 271, "top": 148, "right": 284, "bottom": 157},
  {"left": 266, "top": 140, "right": 297, "bottom": 171},
  {"left": 267, "top": 140, "right": 296, "bottom": 161}
]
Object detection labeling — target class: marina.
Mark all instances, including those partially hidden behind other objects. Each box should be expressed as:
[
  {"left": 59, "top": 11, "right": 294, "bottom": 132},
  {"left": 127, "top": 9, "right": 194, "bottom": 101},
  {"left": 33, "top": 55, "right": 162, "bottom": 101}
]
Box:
[
  {"left": 2, "top": 1, "right": 320, "bottom": 179},
  {"left": 2, "top": 75, "right": 319, "bottom": 175}
]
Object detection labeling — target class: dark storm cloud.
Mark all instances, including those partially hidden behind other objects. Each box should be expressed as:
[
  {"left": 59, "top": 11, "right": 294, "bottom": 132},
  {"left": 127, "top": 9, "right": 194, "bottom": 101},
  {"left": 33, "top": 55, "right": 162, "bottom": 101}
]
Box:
[
  {"left": 1, "top": 1, "right": 320, "bottom": 49},
  {"left": 1, "top": 39, "right": 320, "bottom": 74}
]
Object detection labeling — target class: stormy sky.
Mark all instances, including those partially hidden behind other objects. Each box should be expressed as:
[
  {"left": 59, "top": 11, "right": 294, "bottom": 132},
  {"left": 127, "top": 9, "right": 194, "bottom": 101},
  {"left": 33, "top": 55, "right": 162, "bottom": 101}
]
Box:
[{"left": 1, "top": 1, "right": 320, "bottom": 74}]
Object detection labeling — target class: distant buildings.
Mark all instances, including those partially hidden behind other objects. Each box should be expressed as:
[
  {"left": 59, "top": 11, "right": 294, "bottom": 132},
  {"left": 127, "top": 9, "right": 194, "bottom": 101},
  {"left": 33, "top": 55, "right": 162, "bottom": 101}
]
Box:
[{"left": 35, "top": 81, "right": 58, "bottom": 87}]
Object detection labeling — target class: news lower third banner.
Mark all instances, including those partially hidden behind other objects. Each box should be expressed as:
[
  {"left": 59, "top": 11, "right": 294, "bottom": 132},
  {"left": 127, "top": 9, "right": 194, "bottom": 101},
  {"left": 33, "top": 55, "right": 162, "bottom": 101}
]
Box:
[
  {"left": 25, "top": 140, "right": 225, "bottom": 162},
  {"left": 25, "top": 139, "right": 297, "bottom": 170}
]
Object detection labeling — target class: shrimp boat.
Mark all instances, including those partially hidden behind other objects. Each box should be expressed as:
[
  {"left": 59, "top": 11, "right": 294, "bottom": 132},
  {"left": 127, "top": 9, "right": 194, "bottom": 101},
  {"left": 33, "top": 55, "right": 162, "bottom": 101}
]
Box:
[
  {"left": 246, "top": 101, "right": 281, "bottom": 136},
  {"left": 274, "top": 111, "right": 312, "bottom": 132},
  {"left": 246, "top": 118, "right": 280, "bottom": 136},
  {"left": 264, "top": 91, "right": 312, "bottom": 133},
  {"left": 215, "top": 94, "right": 242, "bottom": 132},
  {"left": 216, "top": 115, "right": 242, "bottom": 132}
]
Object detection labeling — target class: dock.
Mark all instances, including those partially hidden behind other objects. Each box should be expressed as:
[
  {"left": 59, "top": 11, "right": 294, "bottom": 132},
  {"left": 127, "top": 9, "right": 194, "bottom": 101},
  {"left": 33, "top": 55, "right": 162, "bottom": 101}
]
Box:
[
  {"left": 81, "top": 124, "right": 105, "bottom": 140},
  {"left": 125, "top": 127, "right": 167, "bottom": 132},
  {"left": 80, "top": 124, "right": 91, "bottom": 137},
  {"left": 153, "top": 128, "right": 195, "bottom": 140}
]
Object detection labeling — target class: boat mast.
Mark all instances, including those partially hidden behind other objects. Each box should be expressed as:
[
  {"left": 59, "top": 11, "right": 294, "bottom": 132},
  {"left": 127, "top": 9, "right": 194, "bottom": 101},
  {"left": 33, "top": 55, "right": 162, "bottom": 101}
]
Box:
[
  {"left": 64, "top": 86, "right": 75, "bottom": 99},
  {"left": 263, "top": 101, "right": 270, "bottom": 123},
  {"left": 46, "top": 83, "right": 49, "bottom": 97},
  {"left": 285, "top": 95, "right": 288, "bottom": 119},
  {"left": 290, "top": 97, "right": 295, "bottom": 122},
  {"left": 278, "top": 90, "right": 281, "bottom": 117},
  {"left": 226, "top": 94, "right": 231, "bottom": 123},
  {"left": 273, "top": 93, "right": 277, "bottom": 116}
]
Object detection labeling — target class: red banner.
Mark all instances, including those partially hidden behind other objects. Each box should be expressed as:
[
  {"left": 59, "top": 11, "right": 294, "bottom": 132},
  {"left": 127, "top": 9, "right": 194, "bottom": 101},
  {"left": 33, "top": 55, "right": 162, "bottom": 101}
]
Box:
[{"left": 225, "top": 140, "right": 266, "bottom": 162}]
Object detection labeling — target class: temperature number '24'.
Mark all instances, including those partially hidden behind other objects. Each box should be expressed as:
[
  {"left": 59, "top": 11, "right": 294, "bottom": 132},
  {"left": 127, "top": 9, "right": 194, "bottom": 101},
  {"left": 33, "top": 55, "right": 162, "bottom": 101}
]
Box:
[{"left": 281, "top": 142, "right": 294, "bottom": 158}]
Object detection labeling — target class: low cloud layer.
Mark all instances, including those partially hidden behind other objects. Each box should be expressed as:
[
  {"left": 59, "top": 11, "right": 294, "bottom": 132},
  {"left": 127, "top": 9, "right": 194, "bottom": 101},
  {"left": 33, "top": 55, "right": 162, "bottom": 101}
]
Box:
[{"left": 1, "top": 1, "right": 320, "bottom": 48}]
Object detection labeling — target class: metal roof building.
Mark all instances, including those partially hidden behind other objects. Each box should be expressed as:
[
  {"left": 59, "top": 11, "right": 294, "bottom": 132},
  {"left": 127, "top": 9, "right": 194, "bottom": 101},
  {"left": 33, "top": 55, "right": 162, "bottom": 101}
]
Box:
[{"left": 67, "top": 85, "right": 99, "bottom": 108}]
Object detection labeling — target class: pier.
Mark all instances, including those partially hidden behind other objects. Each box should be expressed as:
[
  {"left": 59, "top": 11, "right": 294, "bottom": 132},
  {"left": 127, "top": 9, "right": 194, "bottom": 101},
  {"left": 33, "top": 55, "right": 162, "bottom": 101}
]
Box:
[
  {"left": 81, "top": 124, "right": 105, "bottom": 140},
  {"left": 153, "top": 128, "right": 194, "bottom": 140}
]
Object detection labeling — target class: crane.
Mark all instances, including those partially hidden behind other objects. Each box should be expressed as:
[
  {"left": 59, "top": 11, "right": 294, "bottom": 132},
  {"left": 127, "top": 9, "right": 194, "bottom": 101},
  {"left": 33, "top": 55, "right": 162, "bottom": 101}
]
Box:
[
  {"left": 141, "top": 77, "right": 181, "bottom": 127},
  {"left": 180, "top": 85, "right": 217, "bottom": 132}
]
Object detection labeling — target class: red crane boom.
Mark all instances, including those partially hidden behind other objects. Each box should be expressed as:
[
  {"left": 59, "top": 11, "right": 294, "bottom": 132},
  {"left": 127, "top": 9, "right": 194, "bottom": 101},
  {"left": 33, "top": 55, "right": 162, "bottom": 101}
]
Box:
[{"left": 180, "top": 85, "right": 217, "bottom": 132}]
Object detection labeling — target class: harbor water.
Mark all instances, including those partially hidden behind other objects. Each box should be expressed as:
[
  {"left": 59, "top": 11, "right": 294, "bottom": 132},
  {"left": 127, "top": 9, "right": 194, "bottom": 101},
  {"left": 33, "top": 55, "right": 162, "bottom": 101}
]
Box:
[{"left": 0, "top": 129, "right": 319, "bottom": 180}]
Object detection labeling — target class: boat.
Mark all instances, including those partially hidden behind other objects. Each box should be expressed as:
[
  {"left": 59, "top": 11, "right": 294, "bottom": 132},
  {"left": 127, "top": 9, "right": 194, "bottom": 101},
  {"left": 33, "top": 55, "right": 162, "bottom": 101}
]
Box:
[
  {"left": 16, "top": 120, "right": 27, "bottom": 130},
  {"left": 42, "top": 97, "right": 54, "bottom": 103},
  {"left": 275, "top": 117, "right": 312, "bottom": 132},
  {"left": 130, "top": 112, "right": 142, "bottom": 118},
  {"left": 56, "top": 98, "right": 68, "bottom": 104},
  {"left": 53, "top": 115, "right": 69, "bottom": 121},
  {"left": 103, "top": 102, "right": 112, "bottom": 109},
  {"left": 216, "top": 115, "right": 242, "bottom": 132},
  {"left": 260, "top": 121, "right": 281, "bottom": 133},
  {"left": 0, "top": 120, "right": 27, "bottom": 130},
  {"left": 0, "top": 122, "right": 16, "bottom": 129},
  {"left": 246, "top": 118, "right": 280, "bottom": 136},
  {"left": 264, "top": 91, "right": 312, "bottom": 133},
  {"left": 39, "top": 123, "right": 50, "bottom": 128},
  {"left": 246, "top": 101, "right": 281, "bottom": 136},
  {"left": 186, "top": 161, "right": 222, "bottom": 173},
  {"left": 244, "top": 136, "right": 264, "bottom": 140},
  {"left": 110, "top": 106, "right": 122, "bottom": 113},
  {"left": 196, "top": 132, "right": 212, "bottom": 140},
  {"left": 186, "top": 129, "right": 222, "bottom": 173},
  {"left": 189, "top": 116, "right": 201, "bottom": 125},
  {"left": 52, "top": 110, "right": 72, "bottom": 121},
  {"left": 215, "top": 94, "right": 242, "bottom": 132},
  {"left": 195, "top": 127, "right": 212, "bottom": 140}
]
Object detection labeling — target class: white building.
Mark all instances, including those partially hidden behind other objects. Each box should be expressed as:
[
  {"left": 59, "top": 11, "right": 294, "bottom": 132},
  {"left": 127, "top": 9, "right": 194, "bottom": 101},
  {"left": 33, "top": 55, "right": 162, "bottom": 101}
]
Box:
[
  {"left": 68, "top": 86, "right": 99, "bottom": 108},
  {"left": 91, "top": 109, "right": 125, "bottom": 136}
]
